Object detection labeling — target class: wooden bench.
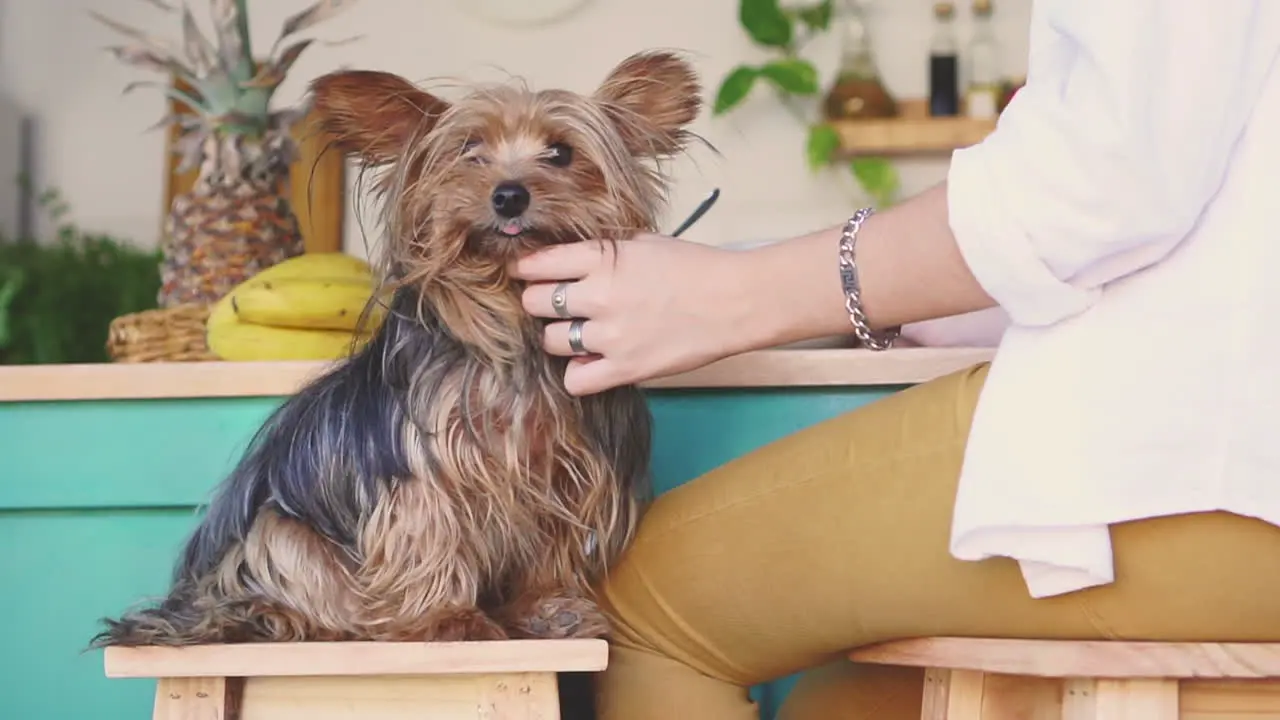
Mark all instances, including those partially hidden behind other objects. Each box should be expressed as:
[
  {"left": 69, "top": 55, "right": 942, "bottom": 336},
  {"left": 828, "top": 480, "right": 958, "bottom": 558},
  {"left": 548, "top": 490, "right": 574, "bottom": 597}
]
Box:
[
  {"left": 849, "top": 637, "right": 1280, "bottom": 719},
  {"left": 103, "top": 639, "right": 606, "bottom": 719}
]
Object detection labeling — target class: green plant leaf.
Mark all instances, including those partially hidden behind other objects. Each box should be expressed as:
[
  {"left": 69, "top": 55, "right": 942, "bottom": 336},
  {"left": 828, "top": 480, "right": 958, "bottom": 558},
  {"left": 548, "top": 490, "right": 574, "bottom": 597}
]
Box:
[
  {"left": 758, "top": 58, "right": 819, "bottom": 95},
  {"left": 233, "top": 0, "right": 254, "bottom": 62},
  {"left": 739, "top": 0, "right": 793, "bottom": 49},
  {"left": 713, "top": 65, "right": 760, "bottom": 115},
  {"left": 0, "top": 268, "right": 26, "bottom": 348},
  {"left": 806, "top": 123, "right": 841, "bottom": 170},
  {"left": 850, "top": 157, "right": 901, "bottom": 207},
  {"left": 0, "top": 186, "right": 162, "bottom": 365},
  {"left": 796, "top": 0, "right": 834, "bottom": 32}
]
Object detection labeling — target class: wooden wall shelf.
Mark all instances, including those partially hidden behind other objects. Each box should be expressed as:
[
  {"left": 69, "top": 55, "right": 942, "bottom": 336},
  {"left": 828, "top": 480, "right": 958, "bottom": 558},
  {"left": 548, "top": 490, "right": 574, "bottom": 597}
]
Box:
[{"left": 832, "top": 99, "right": 996, "bottom": 157}]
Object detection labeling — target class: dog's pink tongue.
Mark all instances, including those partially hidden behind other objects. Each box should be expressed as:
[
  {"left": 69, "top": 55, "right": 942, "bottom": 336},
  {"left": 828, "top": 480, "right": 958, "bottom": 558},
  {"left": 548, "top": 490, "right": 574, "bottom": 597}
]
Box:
[{"left": 501, "top": 221, "right": 521, "bottom": 236}]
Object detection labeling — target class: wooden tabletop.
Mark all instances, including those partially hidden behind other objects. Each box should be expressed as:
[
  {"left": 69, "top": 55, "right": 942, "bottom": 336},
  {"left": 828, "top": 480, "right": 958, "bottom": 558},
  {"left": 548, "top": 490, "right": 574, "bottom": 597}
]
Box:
[{"left": 0, "top": 347, "right": 994, "bottom": 402}]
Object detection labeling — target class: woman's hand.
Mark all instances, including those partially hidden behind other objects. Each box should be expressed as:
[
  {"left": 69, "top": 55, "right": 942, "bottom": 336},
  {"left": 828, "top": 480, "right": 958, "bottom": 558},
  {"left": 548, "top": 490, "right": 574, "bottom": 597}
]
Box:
[
  {"left": 510, "top": 185, "right": 997, "bottom": 396},
  {"left": 509, "top": 233, "right": 765, "bottom": 396}
]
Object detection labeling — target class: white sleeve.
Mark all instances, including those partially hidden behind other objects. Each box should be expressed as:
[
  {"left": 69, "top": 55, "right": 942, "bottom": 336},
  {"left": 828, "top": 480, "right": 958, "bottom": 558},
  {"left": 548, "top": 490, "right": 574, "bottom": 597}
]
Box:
[{"left": 947, "top": 0, "right": 1280, "bottom": 327}]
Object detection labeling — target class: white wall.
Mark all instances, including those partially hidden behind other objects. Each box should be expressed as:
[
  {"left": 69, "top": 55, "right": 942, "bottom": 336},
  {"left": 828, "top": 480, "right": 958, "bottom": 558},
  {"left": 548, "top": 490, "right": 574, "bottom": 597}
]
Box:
[{"left": 0, "top": 0, "right": 1031, "bottom": 255}]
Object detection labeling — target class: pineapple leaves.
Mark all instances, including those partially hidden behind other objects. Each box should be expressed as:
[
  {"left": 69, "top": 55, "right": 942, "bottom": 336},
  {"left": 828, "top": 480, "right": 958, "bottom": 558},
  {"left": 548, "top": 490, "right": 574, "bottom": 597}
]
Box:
[
  {"left": 164, "top": 86, "right": 211, "bottom": 116},
  {"left": 102, "top": 0, "right": 350, "bottom": 143},
  {"left": 244, "top": 38, "right": 313, "bottom": 91},
  {"left": 274, "top": 38, "right": 315, "bottom": 74},
  {"left": 105, "top": 45, "right": 196, "bottom": 86},
  {"left": 89, "top": 11, "right": 179, "bottom": 54},
  {"left": 275, "top": 0, "right": 361, "bottom": 51},
  {"left": 256, "top": 1, "right": 362, "bottom": 94},
  {"left": 233, "top": 0, "right": 253, "bottom": 69},
  {"left": 144, "top": 112, "right": 204, "bottom": 135},
  {"left": 209, "top": 0, "right": 254, "bottom": 83},
  {"left": 122, "top": 80, "right": 161, "bottom": 95},
  {"left": 139, "top": 0, "right": 178, "bottom": 12},
  {"left": 180, "top": 4, "right": 218, "bottom": 76},
  {"left": 122, "top": 79, "right": 189, "bottom": 104},
  {"left": 228, "top": 88, "right": 273, "bottom": 126}
]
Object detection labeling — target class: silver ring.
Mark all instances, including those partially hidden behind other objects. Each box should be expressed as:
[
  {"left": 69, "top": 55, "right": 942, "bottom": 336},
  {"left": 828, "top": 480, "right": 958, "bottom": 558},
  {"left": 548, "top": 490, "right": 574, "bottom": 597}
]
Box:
[
  {"left": 567, "top": 318, "right": 589, "bottom": 355},
  {"left": 551, "top": 281, "right": 572, "bottom": 319}
]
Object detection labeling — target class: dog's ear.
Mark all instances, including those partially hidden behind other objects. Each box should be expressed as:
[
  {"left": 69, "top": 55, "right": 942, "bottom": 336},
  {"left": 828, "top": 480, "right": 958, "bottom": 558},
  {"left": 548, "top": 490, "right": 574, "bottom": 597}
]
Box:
[
  {"left": 594, "top": 51, "right": 701, "bottom": 157},
  {"left": 309, "top": 70, "right": 450, "bottom": 166}
]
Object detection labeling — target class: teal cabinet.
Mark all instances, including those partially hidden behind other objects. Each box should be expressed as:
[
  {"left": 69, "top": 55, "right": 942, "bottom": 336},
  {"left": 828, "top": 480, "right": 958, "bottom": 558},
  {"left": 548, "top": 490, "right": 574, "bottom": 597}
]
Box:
[{"left": 0, "top": 382, "right": 907, "bottom": 719}]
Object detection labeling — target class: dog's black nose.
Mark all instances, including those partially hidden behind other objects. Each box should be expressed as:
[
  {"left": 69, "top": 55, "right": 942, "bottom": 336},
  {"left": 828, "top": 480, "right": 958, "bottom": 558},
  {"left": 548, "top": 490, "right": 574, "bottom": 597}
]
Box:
[{"left": 491, "top": 182, "right": 531, "bottom": 219}]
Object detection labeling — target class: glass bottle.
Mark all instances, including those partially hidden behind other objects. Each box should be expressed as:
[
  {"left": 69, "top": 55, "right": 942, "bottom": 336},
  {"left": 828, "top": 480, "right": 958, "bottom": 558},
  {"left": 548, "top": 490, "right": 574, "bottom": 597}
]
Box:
[
  {"left": 964, "top": 0, "right": 1001, "bottom": 119},
  {"left": 822, "top": 0, "right": 897, "bottom": 121},
  {"left": 928, "top": 1, "right": 960, "bottom": 117}
]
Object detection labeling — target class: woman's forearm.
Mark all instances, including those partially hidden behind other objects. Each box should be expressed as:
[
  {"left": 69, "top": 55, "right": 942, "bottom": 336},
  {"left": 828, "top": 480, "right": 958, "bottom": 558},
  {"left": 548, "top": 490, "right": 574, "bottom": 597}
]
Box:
[
  {"left": 738, "top": 0, "right": 1278, "bottom": 350},
  {"left": 740, "top": 182, "right": 996, "bottom": 350}
]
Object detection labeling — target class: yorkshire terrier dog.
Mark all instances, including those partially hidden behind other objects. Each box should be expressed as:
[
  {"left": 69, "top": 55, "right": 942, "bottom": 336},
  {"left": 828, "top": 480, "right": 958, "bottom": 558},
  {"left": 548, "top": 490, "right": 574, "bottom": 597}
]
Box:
[{"left": 91, "top": 50, "right": 703, "bottom": 647}]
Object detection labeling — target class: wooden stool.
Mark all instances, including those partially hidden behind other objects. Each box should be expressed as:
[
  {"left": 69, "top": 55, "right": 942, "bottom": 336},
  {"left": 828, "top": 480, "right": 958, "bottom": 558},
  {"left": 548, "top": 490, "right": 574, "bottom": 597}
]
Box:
[
  {"left": 103, "top": 639, "right": 605, "bottom": 719},
  {"left": 848, "top": 637, "right": 1280, "bottom": 719}
]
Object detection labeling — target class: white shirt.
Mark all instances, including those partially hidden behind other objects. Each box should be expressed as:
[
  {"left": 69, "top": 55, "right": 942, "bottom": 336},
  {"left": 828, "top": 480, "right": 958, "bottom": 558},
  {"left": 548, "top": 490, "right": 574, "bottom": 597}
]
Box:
[{"left": 912, "top": 0, "right": 1280, "bottom": 598}]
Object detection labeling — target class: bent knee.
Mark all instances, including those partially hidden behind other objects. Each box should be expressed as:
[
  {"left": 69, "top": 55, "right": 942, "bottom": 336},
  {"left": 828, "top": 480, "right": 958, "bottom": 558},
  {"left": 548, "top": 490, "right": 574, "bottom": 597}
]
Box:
[{"left": 596, "top": 539, "right": 755, "bottom": 686}]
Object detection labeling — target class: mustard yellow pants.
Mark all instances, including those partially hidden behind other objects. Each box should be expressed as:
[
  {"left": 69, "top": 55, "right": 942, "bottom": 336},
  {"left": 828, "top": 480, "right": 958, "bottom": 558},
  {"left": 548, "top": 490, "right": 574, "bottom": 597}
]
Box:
[{"left": 594, "top": 363, "right": 1280, "bottom": 720}]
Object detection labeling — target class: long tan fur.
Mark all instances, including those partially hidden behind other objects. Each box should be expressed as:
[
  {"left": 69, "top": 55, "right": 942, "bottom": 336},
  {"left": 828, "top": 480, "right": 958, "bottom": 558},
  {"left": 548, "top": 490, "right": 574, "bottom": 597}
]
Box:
[{"left": 91, "top": 51, "right": 704, "bottom": 647}]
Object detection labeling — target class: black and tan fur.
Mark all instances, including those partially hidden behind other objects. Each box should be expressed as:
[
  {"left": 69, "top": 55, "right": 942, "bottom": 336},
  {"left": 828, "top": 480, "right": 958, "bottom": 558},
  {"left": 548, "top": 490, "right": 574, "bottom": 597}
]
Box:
[{"left": 91, "top": 50, "right": 703, "bottom": 646}]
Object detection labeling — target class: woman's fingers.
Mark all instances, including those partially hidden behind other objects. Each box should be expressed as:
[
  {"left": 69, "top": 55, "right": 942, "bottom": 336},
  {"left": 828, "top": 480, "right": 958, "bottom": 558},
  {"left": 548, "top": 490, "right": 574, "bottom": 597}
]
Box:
[
  {"left": 509, "top": 239, "right": 616, "bottom": 282},
  {"left": 507, "top": 232, "right": 734, "bottom": 396},
  {"left": 521, "top": 278, "right": 603, "bottom": 320},
  {"left": 563, "top": 356, "right": 627, "bottom": 397},
  {"left": 543, "top": 321, "right": 640, "bottom": 395},
  {"left": 541, "top": 318, "right": 608, "bottom": 357}
]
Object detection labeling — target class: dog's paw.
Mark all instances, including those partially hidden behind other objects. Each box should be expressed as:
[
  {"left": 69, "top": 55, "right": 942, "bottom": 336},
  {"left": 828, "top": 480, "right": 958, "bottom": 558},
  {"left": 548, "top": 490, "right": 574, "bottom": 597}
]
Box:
[
  {"left": 506, "top": 595, "right": 610, "bottom": 640},
  {"left": 428, "top": 606, "right": 509, "bottom": 642}
]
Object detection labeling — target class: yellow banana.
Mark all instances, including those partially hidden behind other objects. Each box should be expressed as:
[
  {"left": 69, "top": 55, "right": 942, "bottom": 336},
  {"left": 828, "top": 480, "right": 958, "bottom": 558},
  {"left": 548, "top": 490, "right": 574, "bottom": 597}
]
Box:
[
  {"left": 207, "top": 320, "right": 370, "bottom": 362},
  {"left": 208, "top": 286, "right": 241, "bottom": 331},
  {"left": 204, "top": 253, "right": 384, "bottom": 361},
  {"left": 249, "top": 252, "right": 374, "bottom": 286},
  {"left": 230, "top": 277, "right": 384, "bottom": 332}
]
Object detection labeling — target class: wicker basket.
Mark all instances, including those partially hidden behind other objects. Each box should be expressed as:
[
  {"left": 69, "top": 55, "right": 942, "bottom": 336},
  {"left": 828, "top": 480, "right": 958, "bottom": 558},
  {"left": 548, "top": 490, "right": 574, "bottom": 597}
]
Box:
[{"left": 106, "top": 303, "right": 219, "bottom": 363}]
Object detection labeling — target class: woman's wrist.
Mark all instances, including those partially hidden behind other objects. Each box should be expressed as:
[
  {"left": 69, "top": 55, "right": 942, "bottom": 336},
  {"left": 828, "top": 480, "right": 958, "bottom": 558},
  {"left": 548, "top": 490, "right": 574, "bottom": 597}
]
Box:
[
  {"left": 731, "top": 227, "right": 858, "bottom": 351},
  {"left": 727, "top": 183, "right": 997, "bottom": 353}
]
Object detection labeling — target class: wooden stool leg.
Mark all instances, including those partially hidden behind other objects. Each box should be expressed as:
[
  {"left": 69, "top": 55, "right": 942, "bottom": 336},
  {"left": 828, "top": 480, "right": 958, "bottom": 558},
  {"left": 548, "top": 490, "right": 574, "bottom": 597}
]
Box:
[
  {"left": 944, "top": 670, "right": 986, "bottom": 719},
  {"left": 926, "top": 670, "right": 1171, "bottom": 720},
  {"left": 920, "top": 669, "right": 985, "bottom": 719},
  {"left": 1062, "top": 678, "right": 1178, "bottom": 720},
  {"left": 921, "top": 668, "right": 954, "bottom": 719},
  {"left": 153, "top": 677, "right": 242, "bottom": 720},
  {"left": 479, "top": 672, "right": 560, "bottom": 719},
  {"left": 1062, "top": 678, "right": 1096, "bottom": 719},
  {"left": 215, "top": 672, "right": 561, "bottom": 720}
]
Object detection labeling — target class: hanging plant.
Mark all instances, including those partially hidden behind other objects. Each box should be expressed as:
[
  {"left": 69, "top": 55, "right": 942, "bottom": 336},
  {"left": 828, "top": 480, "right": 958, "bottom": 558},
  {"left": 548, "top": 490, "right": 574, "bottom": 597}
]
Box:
[{"left": 712, "top": 0, "right": 900, "bottom": 207}]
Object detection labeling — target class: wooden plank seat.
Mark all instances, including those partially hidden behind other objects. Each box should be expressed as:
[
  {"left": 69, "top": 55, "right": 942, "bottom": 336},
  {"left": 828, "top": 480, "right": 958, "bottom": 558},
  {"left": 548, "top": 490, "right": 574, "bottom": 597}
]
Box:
[
  {"left": 848, "top": 637, "right": 1280, "bottom": 719},
  {"left": 103, "top": 639, "right": 607, "bottom": 719}
]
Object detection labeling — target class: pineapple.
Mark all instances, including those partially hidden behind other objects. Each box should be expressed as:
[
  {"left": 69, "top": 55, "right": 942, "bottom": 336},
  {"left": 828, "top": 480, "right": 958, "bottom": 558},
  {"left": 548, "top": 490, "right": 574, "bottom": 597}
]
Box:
[{"left": 95, "top": 0, "right": 360, "bottom": 308}]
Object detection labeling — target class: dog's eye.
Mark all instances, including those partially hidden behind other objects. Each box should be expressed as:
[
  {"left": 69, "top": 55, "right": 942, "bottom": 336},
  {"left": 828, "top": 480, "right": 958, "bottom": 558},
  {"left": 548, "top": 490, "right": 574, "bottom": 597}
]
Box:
[
  {"left": 544, "top": 142, "right": 573, "bottom": 168},
  {"left": 462, "top": 139, "right": 484, "bottom": 162}
]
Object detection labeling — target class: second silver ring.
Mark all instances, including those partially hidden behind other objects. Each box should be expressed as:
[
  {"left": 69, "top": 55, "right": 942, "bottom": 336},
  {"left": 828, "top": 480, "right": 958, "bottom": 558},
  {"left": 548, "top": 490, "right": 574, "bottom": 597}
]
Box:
[
  {"left": 551, "top": 281, "right": 573, "bottom": 319},
  {"left": 567, "top": 318, "right": 589, "bottom": 355}
]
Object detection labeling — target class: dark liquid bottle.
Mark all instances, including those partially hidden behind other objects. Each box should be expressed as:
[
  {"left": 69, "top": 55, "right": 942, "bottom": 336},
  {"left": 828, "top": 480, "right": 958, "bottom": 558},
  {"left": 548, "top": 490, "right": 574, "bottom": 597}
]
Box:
[{"left": 928, "top": 2, "right": 960, "bottom": 117}]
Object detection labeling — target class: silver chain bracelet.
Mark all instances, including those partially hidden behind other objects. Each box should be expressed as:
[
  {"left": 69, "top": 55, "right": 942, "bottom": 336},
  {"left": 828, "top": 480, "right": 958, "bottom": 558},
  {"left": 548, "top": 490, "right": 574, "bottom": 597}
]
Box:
[{"left": 838, "top": 207, "right": 900, "bottom": 351}]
